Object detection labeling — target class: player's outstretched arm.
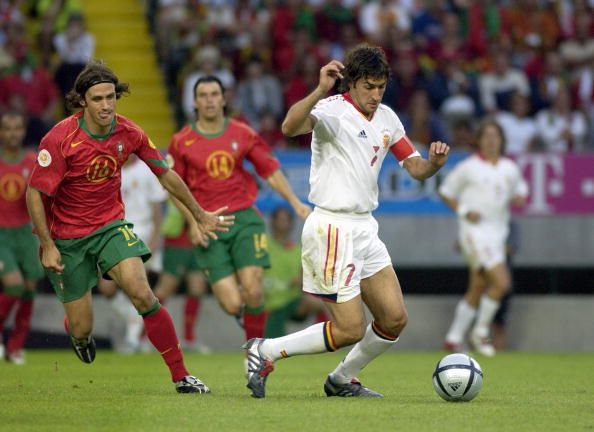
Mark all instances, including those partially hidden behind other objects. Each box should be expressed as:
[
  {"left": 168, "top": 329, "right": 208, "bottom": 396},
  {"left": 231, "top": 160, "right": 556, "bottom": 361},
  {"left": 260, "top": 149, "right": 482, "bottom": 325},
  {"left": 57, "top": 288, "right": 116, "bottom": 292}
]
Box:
[
  {"left": 266, "top": 169, "right": 312, "bottom": 219},
  {"left": 157, "top": 170, "right": 234, "bottom": 242},
  {"left": 403, "top": 141, "right": 450, "bottom": 181},
  {"left": 25, "top": 186, "right": 65, "bottom": 273},
  {"left": 281, "top": 60, "right": 344, "bottom": 137}
]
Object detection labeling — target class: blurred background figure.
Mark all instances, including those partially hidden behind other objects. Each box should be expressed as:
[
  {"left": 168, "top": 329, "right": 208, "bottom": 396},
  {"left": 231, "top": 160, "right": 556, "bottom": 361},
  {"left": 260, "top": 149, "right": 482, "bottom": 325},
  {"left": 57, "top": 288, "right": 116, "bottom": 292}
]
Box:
[
  {"left": 439, "top": 120, "right": 528, "bottom": 357},
  {"left": 263, "top": 206, "right": 326, "bottom": 338},
  {"left": 152, "top": 201, "right": 209, "bottom": 353},
  {"left": 97, "top": 155, "right": 167, "bottom": 353},
  {"left": 0, "top": 112, "right": 44, "bottom": 364},
  {"left": 496, "top": 92, "right": 538, "bottom": 155}
]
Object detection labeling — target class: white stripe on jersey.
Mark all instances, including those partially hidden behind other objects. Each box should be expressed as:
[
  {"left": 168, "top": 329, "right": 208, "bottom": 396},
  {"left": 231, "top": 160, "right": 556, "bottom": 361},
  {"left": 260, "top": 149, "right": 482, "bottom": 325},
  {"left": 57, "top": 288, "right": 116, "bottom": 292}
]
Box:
[{"left": 309, "top": 94, "right": 419, "bottom": 213}]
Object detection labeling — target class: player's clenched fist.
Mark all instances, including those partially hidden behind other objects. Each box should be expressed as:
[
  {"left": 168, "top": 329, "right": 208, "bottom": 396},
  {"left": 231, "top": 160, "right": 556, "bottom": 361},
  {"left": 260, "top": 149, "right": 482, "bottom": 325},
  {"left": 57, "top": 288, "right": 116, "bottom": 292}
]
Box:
[
  {"left": 317, "top": 60, "right": 344, "bottom": 93},
  {"left": 428, "top": 141, "right": 450, "bottom": 168}
]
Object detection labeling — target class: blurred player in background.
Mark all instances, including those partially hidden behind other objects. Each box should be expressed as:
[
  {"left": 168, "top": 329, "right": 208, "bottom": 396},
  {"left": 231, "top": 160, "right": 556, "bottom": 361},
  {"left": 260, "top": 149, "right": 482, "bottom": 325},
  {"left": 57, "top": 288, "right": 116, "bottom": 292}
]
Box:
[
  {"left": 244, "top": 45, "right": 450, "bottom": 398},
  {"left": 151, "top": 201, "right": 209, "bottom": 353},
  {"left": 263, "top": 205, "right": 327, "bottom": 338},
  {"left": 26, "top": 61, "right": 233, "bottom": 393},
  {"left": 0, "top": 112, "right": 44, "bottom": 365},
  {"left": 97, "top": 154, "right": 167, "bottom": 353},
  {"left": 167, "top": 75, "right": 311, "bottom": 345},
  {"left": 439, "top": 120, "right": 528, "bottom": 357}
]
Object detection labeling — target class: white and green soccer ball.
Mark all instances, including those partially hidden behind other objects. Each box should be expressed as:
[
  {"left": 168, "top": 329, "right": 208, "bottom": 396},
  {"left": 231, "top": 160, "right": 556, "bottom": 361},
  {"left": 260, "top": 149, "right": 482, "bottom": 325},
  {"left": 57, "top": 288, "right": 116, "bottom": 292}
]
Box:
[{"left": 432, "top": 353, "right": 483, "bottom": 402}]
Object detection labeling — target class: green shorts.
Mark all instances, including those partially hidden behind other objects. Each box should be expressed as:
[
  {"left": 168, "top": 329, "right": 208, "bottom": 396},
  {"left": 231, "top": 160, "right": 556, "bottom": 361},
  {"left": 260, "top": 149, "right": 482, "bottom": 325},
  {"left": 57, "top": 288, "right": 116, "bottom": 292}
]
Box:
[
  {"left": 0, "top": 223, "right": 44, "bottom": 280},
  {"left": 162, "top": 246, "right": 201, "bottom": 278},
  {"left": 47, "top": 219, "right": 151, "bottom": 303},
  {"left": 194, "top": 207, "right": 270, "bottom": 284},
  {"left": 264, "top": 298, "right": 301, "bottom": 338}
]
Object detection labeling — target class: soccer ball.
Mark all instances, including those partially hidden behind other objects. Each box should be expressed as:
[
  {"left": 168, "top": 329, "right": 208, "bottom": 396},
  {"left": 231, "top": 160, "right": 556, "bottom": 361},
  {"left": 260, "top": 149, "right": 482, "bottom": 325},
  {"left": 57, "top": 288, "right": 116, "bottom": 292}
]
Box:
[{"left": 432, "top": 353, "right": 483, "bottom": 402}]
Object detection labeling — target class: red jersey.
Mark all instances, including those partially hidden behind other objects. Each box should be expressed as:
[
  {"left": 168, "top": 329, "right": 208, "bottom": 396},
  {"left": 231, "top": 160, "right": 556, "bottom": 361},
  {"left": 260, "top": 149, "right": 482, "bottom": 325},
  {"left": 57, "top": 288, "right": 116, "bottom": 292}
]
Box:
[
  {"left": 164, "top": 226, "right": 193, "bottom": 249},
  {"left": 167, "top": 119, "right": 280, "bottom": 213},
  {"left": 0, "top": 150, "right": 36, "bottom": 227},
  {"left": 28, "top": 112, "right": 169, "bottom": 239}
]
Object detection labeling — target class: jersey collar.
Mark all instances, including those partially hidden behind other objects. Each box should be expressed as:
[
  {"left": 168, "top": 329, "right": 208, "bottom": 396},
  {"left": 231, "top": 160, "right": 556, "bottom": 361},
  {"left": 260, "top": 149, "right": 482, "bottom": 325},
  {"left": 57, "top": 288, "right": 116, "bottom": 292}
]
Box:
[
  {"left": 78, "top": 116, "right": 117, "bottom": 141},
  {"left": 192, "top": 117, "right": 229, "bottom": 138},
  {"left": 343, "top": 92, "right": 375, "bottom": 121}
]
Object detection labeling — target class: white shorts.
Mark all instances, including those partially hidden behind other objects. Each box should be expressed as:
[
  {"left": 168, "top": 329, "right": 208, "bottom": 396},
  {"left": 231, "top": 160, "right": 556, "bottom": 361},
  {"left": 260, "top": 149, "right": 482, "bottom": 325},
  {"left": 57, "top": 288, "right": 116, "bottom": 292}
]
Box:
[
  {"left": 459, "top": 227, "right": 506, "bottom": 271},
  {"left": 301, "top": 207, "right": 392, "bottom": 303}
]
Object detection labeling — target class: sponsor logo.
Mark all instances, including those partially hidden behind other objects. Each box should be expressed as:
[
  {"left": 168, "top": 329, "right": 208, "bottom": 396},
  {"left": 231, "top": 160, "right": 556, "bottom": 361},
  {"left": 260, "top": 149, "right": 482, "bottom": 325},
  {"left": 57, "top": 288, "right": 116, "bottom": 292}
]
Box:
[
  {"left": 38, "top": 149, "right": 52, "bottom": 167},
  {"left": 358, "top": 130, "right": 367, "bottom": 139},
  {"left": 184, "top": 139, "right": 194, "bottom": 147},
  {"left": 70, "top": 140, "right": 85, "bottom": 148}
]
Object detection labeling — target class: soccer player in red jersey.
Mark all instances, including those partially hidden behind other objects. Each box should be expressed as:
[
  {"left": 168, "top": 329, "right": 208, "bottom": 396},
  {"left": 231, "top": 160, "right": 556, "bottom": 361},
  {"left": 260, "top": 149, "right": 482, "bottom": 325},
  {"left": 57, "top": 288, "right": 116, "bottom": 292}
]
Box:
[
  {"left": 0, "top": 112, "right": 44, "bottom": 365},
  {"left": 168, "top": 76, "right": 311, "bottom": 345},
  {"left": 25, "top": 61, "right": 233, "bottom": 393}
]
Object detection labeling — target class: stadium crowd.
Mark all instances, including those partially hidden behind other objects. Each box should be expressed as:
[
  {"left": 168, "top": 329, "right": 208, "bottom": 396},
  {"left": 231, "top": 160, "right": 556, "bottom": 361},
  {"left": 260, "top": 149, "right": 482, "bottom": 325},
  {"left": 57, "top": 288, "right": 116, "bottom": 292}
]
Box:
[{"left": 0, "top": 0, "right": 593, "bottom": 153}]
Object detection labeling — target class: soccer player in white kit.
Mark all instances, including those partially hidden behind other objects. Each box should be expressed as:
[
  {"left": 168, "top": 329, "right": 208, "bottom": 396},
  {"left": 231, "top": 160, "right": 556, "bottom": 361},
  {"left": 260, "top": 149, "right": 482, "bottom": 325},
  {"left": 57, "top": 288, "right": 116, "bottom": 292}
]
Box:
[
  {"left": 439, "top": 120, "right": 528, "bottom": 357},
  {"left": 243, "top": 44, "right": 450, "bottom": 398},
  {"left": 98, "top": 155, "right": 168, "bottom": 352}
]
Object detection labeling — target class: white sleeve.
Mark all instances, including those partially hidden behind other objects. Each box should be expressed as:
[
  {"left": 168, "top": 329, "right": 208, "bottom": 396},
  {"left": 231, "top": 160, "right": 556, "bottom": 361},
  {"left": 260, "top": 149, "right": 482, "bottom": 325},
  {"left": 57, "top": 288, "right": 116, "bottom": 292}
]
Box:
[
  {"left": 438, "top": 162, "right": 466, "bottom": 199},
  {"left": 311, "top": 98, "right": 340, "bottom": 137},
  {"left": 144, "top": 166, "right": 168, "bottom": 203}
]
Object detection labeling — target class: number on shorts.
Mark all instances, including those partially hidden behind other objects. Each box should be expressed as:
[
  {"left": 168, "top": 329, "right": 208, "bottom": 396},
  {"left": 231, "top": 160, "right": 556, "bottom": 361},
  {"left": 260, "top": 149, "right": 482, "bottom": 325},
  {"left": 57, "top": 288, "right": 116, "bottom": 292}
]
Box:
[
  {"left": 117, "top": 226, "right": 137, "bottom": 241},
  {"left": 344, "top": 263, "right": 356, "bottom": 286},
  {"left": 253, "top": 233, "right": 268, "bottom": 254}
]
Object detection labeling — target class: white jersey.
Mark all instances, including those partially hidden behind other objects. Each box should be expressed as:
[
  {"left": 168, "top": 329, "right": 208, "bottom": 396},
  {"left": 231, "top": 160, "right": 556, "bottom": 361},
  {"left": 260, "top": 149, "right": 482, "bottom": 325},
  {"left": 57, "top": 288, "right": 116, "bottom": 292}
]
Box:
[
  {"left": 309, "top": 94, "right": 419, "bottom": 213},
  {"left": 121, "top": 158, "right": 168, "bottom": 240},
  {"left": 439, "top": 154, "right": 528, "bottom": 237}
]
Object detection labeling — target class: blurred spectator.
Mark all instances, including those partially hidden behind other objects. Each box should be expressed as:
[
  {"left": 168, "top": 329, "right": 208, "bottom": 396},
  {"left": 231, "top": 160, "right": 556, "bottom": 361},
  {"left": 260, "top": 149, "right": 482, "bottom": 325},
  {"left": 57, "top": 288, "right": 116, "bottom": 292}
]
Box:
[
  {"left": 315, "top": 0, "right": 357, "bottom": 43},
  {"left": 359, "top": 0, "right": 411, "bottom": 45},
  {"left": 0, "top": 51, "right": 59, "bottom": 147},
  {"left": 259, "top": 110, "right": 287, "bottom": 149},
  {"left": 496, "top": 92, "right": 538, "bottom": 155},
  {"left": 235, "top": 55, "right": 283, "bottom": 130},
  {"left": 53, "top": 12, "right": 94, "bottom": 103},
  {"left": 448, "top": 119, "right": 475, "bottom": 152},
  {"left": 383, "top": 50, "right": 424, "bottom": 113},
  {"left": 535, "top": 86, "right": 588, "bottom": 153},
  {"left": 479, "top": 48, "right": 530, "bottom": 113},
  {"left": 532, "top": 50, "right": 568, "bottom": 111},
  {"left": 400, "top": 89, "right": 449, "bottom": 148},
  {"left": 559, "top": 12, "right": 594, "bottom": 79},
  {"left": 181, "top": 45, "right": 235, "bottom": 122},
  {"left": 507, "top": 0, "right": 561, "bottom": 52},
  {"left": 34, "top": 0, "right": 83, "bottom": 66},
  {"left": 284, "top": 55, "right": 319, "bottom": 111}
]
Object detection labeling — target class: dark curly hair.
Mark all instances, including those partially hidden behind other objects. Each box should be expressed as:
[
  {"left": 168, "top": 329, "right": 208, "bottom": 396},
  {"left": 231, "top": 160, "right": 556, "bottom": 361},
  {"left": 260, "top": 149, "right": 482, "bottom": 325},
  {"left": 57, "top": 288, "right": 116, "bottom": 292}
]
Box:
[
  {"left": 476, "top": 118, "right": 506, "bottom": 155},
  {"left": 338, "top": 44, "right": 390, "bottom": 93},
  {"left": 65, "top": 60, "right": 130, "bottom": 110}
]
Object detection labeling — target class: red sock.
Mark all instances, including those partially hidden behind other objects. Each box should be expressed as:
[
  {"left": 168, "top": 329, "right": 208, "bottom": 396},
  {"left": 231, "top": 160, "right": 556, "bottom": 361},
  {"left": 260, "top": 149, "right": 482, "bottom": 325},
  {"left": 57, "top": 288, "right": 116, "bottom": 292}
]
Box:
[
  {"left": 0, "top": 293, "right": 19, "bottom": 332},
  {"left": 7, "top": 299, "right": 33, "bottom": 353},
  {"left": 183, "top": 297, "right": 201, "bottom": 343},
  {"left": 243, "top": 308, "right": 268, "bottom": 340},
  {"left": 143, "top": 306, "right": 189, "bottom": 382},
  {"left": 315, "top": 310, "right": 329, "bottom": 323}
]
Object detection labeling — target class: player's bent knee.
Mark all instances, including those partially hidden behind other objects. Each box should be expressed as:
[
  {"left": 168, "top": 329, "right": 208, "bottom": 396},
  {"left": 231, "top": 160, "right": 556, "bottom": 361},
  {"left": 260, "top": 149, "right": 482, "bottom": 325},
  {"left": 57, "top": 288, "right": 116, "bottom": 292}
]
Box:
[
  {"left": 128, "top": 288, "right": 158, "bottom": 312},
  {"left": 380, "top": 311, "right": 408, "bottom": 336}
]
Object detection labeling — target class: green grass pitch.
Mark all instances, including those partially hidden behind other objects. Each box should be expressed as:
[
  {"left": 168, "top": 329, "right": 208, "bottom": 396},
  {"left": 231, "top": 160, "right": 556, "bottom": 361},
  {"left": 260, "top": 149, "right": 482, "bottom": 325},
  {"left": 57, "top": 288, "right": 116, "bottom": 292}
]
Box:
[{"left": 1, "top": 351, "right": 593, "bottom": 431}]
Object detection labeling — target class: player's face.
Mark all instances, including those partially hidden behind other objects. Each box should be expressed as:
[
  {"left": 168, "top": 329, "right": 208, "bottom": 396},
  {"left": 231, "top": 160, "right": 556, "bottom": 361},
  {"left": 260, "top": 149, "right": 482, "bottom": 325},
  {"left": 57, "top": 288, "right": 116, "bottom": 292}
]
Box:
[
  {"left": 272, "top": 209, "right": 293, "bottom": 236},
  {"left": 0, "top": 115, "right": 25, "bottom": 150},
  {"left": 82, "top": 83, "right": 117, "bottom": 132},
  {"left": 350, "top": 76, "right": 387, "bottom": 116},
  {"left": 478, "top": 124, "right": 503, "bottom": 158},
  {"left": 194, "top": 82, "right": 225, "bottom": 121}
]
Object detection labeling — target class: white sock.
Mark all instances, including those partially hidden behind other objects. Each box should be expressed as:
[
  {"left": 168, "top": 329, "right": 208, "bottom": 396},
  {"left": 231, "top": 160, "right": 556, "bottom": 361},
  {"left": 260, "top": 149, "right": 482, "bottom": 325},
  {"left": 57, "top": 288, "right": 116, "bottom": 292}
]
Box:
[
  {"left": 473, "top": 295, "right": 500, "bottom": 338},
  {"left": 261, "top": 322, "right": 336, "bottom": 361},
  {"left": 110, "top": 291, "right": 143, "bottom": 346},
  {"left": 330, "top": 322, "right": 398, "bottom": 384},
  {"left": 445, "top": 299, "right": 477, "bottom": 344}
]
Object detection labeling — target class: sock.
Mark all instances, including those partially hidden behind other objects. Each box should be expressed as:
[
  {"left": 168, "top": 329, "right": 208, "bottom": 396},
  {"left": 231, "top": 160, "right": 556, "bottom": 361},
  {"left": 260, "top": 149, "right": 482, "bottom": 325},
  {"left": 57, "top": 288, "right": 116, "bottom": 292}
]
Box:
[
  {"left": 109, "top": 291, "right": 143, "bottom": 347},
  {"left": 261, "top": 321, "right": 337, "bottom": 361},
  {"left": 142, "top": 303, "right": 189, "bottom": 382},
  {"left": 244, "top": 305, "right": 268, "bottom": 341},
  {"left": 183, "top": 297, "right": 201, "bottom": 343},
  {"left": 0, "top": 292, "right": 19, "bottom": 332},
  {"left": 473, "top": 295, "right": 500, "bottom": 338},
  {"left": 7, "top": 298, "right": 33, "bottom": 353},
  {"left": 445, "top": 299, "right": 477, "bottom": 344},
  {"left": 330, "top": 321, "right": 398, "bottom": 384}
]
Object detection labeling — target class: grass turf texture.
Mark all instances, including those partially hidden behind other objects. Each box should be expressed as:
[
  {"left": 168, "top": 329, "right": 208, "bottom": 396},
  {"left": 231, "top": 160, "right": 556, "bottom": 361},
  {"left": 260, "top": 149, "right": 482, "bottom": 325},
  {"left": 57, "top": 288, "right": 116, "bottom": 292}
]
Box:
[{"left": 1, "top": 351, "right": 593, "bottom": 432}]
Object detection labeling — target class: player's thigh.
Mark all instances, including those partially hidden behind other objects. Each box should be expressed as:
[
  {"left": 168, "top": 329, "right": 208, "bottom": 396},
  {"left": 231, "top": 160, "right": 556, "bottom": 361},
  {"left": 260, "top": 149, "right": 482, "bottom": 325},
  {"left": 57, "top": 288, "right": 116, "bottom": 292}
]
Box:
[
  {"left": 154, "top": 271, "right": 181, "bottom": 298},
  {"left": 0, "top": 244, "right": 24, "bottom": 288},
  {"left": 194, "top": 238, "right": 235, "bottom": 286},
  {"left": 186, "top": 271, "right": 207, "bottom": 297},
  {"left": 14, "top": 226, "right": 44, "bottom": 281},
  {"left": 360, "top": 265, "right": 407, "bottom": 333},
  {"left": 97, "top": 278, "right": 118, "bottom": 297},
  {"left": 236, "top": 265, "right": 264, "bottom": 294},
  {"left": 63, "top": 290, "right": 94, "bottom": 337},
  {"left": 465, "top": 269, "right": 488, "bottom": 306},
  {"left": 107, "top": 257, "right": 156, "bottom": 311},
  {"left": 231, "top": 211, "right": 270, "bottom": 275},
  {"left": 211, "top": 274, "right": 242, "bottom": 315},
  {"left": 484, "top": 263, "right": 511, "bottom": 296}
]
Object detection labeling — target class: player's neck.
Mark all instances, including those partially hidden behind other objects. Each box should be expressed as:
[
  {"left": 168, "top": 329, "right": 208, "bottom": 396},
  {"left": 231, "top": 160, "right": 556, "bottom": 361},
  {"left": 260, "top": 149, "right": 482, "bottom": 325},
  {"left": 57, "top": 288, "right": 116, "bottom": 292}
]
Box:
[
  {"left": 81, "top": 112, "right": 116, "bottom": 140},
  {"left": 0, "top": 146, "right": 23, "bottom": 162},
  {"left": 479, "top": 151, "right": 499, "bottom": 164},
  {"left": 195, "top": 116, "right": 226, "bottom": 136}
]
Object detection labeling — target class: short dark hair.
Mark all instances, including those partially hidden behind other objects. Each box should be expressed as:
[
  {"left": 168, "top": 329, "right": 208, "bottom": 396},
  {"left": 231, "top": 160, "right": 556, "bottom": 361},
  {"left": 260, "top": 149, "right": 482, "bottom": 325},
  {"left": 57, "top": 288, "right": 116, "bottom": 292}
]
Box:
[
  {"left": 65, "top": 60, "right": 129, "bottom": 110},
  {"left": 339, "top": 44, "right": 390, "bottom": 92},
  {"left": 476, "top": 118, "right": 506, "bottom": 155},
  {"left": 192, "top": 75, "right": 226, "bottom": 118}
]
